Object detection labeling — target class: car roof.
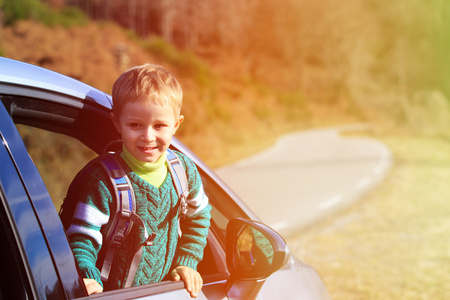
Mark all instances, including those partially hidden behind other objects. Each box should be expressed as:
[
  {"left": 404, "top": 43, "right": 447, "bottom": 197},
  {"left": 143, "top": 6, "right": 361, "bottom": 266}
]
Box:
[{"left": 0, "top": 57, "right": 113, "bottom": 109}]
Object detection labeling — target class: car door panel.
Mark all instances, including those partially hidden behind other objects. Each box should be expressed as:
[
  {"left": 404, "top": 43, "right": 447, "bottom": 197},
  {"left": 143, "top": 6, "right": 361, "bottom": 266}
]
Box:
[
  {"left": 75, "top": 280, "right": 227, "bottom": 300},
  {"left": 0, "top": 109, "right": 62, "bottom": 299},
  {"left": 0, "top": 101, "right": 85, "bottom": 299}
]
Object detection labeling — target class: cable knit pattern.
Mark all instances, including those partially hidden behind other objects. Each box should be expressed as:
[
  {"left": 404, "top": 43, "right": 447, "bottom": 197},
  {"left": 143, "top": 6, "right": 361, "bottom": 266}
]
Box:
[{"left": 66, "top": 150, "right": 211, "bottom": 291}]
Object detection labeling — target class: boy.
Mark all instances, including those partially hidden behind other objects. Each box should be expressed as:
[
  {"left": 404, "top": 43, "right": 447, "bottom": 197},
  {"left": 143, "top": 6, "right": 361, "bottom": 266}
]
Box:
[{"left": 66, "top": 64, "right": 211, "bottom": 298}]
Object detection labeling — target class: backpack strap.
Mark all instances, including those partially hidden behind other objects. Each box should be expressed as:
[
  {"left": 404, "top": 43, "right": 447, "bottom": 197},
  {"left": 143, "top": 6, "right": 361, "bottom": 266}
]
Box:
[
  {"left": 166, "top": 148, "right": 190, "bottom": 237},
  {"left": 99, "top": 154, "right": 135, "bottom": 283},
  {"left": 98, "top": 155, "right": 156, "bottom": 287}
]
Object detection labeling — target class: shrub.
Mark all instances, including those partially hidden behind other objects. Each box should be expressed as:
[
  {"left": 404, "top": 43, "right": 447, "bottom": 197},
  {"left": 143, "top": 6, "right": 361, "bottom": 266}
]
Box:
[
  {"left": 39, "top": 6, "right": 88, "bottom": 27},
  {"left": 1, "top": 0, "right": 87, "bottom": 27},
  {"left": 142, "top": 37, "right": 212, "bottom": 87},
  {"left": 2, "top": 0, "right": 43, "bottom": 25}
]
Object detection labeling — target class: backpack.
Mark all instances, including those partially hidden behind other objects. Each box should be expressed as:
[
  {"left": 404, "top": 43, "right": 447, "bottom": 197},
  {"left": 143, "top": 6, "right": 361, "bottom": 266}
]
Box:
[{"left": 59, "top": 148, "right": 189, "bottom": 288}]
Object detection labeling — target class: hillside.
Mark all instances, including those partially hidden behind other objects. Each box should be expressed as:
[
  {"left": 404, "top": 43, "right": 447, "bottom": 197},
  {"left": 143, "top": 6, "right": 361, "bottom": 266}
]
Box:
[
  {"left": 2, "top": 19, "right": 362, "bottom": 167},
  {"left": 2, "top": 20, "right": 153, "bottom": 94}
]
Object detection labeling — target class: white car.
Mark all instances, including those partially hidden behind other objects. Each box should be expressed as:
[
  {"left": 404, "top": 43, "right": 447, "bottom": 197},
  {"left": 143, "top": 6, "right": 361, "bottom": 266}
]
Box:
[{"left": 0, "top": 57, "right": 329, "bottom": 299}]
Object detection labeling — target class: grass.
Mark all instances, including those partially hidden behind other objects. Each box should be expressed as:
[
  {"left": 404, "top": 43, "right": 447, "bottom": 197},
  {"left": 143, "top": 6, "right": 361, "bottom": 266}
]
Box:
[{"left": 287, "top": 134, "right": 450, "bottom": 299}]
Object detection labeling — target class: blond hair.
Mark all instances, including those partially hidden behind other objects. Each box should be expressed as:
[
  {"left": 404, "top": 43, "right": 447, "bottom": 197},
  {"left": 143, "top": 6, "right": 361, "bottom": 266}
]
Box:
[{"left": 112, "top": 64, "right": 183, "bottom": 118}]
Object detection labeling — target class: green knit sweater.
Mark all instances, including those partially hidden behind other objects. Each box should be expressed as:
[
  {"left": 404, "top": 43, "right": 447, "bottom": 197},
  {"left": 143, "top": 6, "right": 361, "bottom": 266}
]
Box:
[{"left": 66, "top": 150, "right": 211, "bottom": 291}]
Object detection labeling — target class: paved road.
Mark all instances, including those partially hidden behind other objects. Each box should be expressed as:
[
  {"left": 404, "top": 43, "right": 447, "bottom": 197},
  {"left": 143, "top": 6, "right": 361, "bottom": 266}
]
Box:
[{"left": 215, "top": 126, "right": 392, "bottom": 237}]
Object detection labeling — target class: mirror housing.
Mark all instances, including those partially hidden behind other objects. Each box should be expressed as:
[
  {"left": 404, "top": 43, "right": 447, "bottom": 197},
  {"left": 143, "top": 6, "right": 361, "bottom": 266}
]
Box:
[{"left": 225, "top": 218, "right": 291, "bottom": 299}]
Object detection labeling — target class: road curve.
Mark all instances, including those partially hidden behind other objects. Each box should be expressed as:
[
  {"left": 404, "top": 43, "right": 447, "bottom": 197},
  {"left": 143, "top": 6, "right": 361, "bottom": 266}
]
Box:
[{"left": 215, "top": 125, "right": 392, "bottom": 237}]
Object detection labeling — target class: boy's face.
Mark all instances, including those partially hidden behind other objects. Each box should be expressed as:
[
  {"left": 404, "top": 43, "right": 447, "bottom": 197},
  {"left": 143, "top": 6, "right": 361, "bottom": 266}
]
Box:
[{"left": 115, "top": 101, "right": 183, "bottom": 163}]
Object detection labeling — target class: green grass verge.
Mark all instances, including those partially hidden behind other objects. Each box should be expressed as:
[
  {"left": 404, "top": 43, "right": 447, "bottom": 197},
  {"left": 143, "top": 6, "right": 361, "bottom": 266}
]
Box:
[{"left": 287, "top": 134, "right": 450, "bottom": 299}]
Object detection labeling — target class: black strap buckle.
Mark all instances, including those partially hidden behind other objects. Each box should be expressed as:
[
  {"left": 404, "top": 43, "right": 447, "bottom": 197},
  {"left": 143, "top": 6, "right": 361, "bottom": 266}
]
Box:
[{"left": 143, "top": 232, "right": 157, "bottom": 246}]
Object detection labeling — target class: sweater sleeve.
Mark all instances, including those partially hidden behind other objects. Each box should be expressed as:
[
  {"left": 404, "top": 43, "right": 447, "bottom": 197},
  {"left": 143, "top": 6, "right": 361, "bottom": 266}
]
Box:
[
  {"left": 65, "top": 164, "right": 114, "bottom": 286},
  {"left": 172, "top": 152, "right": 212, "bottom": 270}
]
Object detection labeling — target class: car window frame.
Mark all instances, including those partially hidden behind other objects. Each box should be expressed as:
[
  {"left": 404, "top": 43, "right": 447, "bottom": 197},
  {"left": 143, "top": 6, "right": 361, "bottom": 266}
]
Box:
[
  {"left": 0, "top": 142, "right": 36, "bottom": 300},
  {"left": 0, "top": 101, "right": 85, "bottom": 299}
]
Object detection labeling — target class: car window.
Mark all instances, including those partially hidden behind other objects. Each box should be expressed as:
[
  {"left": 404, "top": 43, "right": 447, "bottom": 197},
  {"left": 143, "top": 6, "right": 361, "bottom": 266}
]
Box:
[
  {"left": 199, "top": 169, "right": 248, "bottom": 245},
  {"left": 15, "top": 123, "right": 230, "bottom": 286},
  {"left": 15, "top": 124, "right": 96, "bottom": 210},
  {"left": 17, "top": 123, "right": 247, "bottom": 244}
]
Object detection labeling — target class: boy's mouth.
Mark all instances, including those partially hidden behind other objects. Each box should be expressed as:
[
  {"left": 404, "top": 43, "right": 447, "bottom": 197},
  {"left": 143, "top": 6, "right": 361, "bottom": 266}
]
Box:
[{"left": 139, "top": 146, "right": 158, "bottom": 152}]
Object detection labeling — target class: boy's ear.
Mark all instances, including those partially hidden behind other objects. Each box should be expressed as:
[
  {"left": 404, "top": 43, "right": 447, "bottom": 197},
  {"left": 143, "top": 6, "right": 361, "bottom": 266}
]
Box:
[
  {"left": 173, "top": 115, "right": 184, "bottom": 134},
  {"left": 112, "top": 113, "right": 121, "bottom": 133}
]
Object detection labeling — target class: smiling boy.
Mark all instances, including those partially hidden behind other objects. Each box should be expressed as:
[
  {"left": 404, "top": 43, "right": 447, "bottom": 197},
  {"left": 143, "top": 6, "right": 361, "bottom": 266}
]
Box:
[{"left": 66, "top": 64, "right": 211, "bottom": 298}]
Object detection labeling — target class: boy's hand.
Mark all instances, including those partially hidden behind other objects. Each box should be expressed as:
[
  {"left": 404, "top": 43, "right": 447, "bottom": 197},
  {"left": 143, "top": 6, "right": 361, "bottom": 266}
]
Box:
[
  {"left": 170, "top": 266, "right": 203, "bottom": 298},
  {"left": 83, "top": 278, "right": 103, "bottom": 295}
]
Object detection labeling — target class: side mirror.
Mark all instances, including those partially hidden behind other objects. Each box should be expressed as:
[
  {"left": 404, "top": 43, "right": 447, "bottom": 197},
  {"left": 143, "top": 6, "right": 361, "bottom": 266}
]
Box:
[{"left": 225, "top": 218, "right": 290, "bottom": 299}]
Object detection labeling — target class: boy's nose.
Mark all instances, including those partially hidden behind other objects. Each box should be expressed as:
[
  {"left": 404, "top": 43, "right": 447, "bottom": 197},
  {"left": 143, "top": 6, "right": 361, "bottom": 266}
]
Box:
[{"left": 141, "top": 127, "right": 155, "bottom": 141}]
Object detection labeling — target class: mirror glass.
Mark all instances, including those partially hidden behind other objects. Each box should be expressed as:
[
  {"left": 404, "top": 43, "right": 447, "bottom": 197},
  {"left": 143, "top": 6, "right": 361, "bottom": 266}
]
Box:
[{"left": 235, "top": 225, "right": 274, "bottom": 275}]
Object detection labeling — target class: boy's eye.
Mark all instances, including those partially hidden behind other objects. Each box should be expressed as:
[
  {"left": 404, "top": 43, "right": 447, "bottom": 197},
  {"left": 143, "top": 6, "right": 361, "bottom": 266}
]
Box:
[
  {"left": 129, "top": 123, "right": 142, "bottom": 128},
  {"left": 154, "top": 124, "right": 167, "bottom": 129}
]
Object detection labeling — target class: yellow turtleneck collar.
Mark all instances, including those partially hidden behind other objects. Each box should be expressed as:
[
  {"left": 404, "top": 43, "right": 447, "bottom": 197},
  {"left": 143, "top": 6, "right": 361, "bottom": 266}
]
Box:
[{"left": 120, "top": 146, "right": 168, "bottom": 188}]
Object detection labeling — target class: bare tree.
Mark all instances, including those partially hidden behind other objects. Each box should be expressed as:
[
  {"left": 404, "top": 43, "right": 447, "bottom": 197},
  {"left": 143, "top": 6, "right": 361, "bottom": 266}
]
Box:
[{"left": 159, "top": 0, "right": 176, "bottom": 44}]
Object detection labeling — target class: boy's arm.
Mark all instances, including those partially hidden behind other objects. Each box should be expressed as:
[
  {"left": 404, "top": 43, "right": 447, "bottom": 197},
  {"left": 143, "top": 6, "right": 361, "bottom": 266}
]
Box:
[
  {"left": 174, "top": 202, "right": 212, "bottom": 270},
  {"left": 171, "top": 181, "right": 210, "bottom": 298},
  {"left": 172, "top": 152, "right": 212, "bottom": 271},
  {"left": 66, "top": 169, "right": 113, "bottom": 288}
]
